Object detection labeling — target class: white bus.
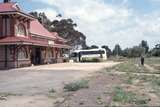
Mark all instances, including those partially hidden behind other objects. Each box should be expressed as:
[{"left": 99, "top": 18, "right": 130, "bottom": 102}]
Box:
[{"left": 70, "top": 48, "right": 107, "bottom": 62}]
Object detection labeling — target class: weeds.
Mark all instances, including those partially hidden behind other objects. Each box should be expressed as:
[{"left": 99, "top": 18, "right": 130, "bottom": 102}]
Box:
[
  {"left": 0, "top": 93, "right": 22, "bottom": 97},
  {"left": 64, "top": 79, "right": 89, "bottom": 91},
  {"left": 125, "top": 73, "right": 135, "bottom": 84},
  {"left": 112, "top": 87, "right": 136, "bottom": 103},
  {"left": 96, "top": 96, "right": 104, "bottom": 105},
  {"left": 112, "top": 87, "right": 149, "bottom": 105}
]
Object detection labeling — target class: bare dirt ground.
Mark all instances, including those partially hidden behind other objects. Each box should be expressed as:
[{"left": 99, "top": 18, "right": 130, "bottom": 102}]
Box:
[
  {"left": 58, "top": 72, "right": 160, "bottom": 107},
  {"left": 0, "top": 62, "right": 119, "bottom": 107},
  {"left": 56, "top": 58, "right": 160, "bottom": 107}
]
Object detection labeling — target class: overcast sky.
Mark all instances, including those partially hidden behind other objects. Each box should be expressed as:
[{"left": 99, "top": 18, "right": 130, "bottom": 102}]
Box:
[{"left": 2, "top": 0, "right": 160, "bottom": 49}]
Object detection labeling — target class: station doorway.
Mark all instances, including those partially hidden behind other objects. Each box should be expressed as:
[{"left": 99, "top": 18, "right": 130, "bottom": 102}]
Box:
[{"left": 31, "top": 47, "right": 42, "bottom": 65}]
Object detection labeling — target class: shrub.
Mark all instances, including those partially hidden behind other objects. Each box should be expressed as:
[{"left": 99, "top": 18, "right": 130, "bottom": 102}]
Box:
[{"left": 64, "top": 80, "right": 89, "bottom": 91}]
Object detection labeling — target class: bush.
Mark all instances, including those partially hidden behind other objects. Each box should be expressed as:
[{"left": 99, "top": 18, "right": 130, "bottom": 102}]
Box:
[
  {"left": 123, "top": 46, "right": 145, "bottom": 58},
  {"left": 151, "top": 49, "right": 160, "bottom": 57},
  {"left": 64, "top": 80, "right": 89, "bottom": 91}
]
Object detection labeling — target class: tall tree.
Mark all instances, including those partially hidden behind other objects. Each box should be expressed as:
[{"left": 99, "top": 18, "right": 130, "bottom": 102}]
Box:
[
  {"left": 51, "top": 19, "right": 87, "bottom": 49},
  {"left": 113, "top": 44, "right": 122, "bottom": 56},
  {"left": 30, "top": 12, "right": 51, "bottom": 30},
  {"left": 30, "top": 12, "right": 87, "bottom": 50},
  {"left": 140, "top": 40, "right": 149, "bottom": 53}
]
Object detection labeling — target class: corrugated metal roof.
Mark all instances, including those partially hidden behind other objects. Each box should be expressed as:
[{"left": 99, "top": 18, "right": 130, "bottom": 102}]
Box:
[
  {"left": 30, "top": 20, "right": 57, "bottom": 40},
  {"left": 0, "top": 2, "right": 20, "bottom": 12}
]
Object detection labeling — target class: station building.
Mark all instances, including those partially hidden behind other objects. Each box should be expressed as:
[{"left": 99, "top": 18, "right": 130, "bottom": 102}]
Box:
[{"left": 0, "top": 0, "right": 71, "bottom": 69}]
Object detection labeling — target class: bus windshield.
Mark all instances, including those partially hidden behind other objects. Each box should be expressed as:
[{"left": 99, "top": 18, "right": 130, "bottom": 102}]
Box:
[
  {"left": 80, "top": 50, "right": 105, "bottom": 55},
  {"left": 70, "top": 52, "right": 78, "bottom": 57}
]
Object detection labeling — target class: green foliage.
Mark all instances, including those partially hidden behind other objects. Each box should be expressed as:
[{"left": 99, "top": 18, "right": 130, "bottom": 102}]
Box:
[
  {"left": 96, "top": 96, "right": 104, "bottom": 105},
  {"left": 0, "top": 93, "right": 22, "bottom": 97},
  {"left": 121, "top": 40, "right": 151, "bottom": 58},
  {"left": 149, "top": 44, "right": 160, "bottom": 57},
  {"left": 151, "top": 48, "right": 160, "bottom": 57},
  {"left": 113, "top": 44, "right": 122, "bottom": 56},
  {"left": 140, "top": 40, "right": 149, "bottom": 53},
  {"left": 145, "top": 57, "right": 160, "bottom": 65},
  {"left": 122, "top": 40, "right": 148, "bottom": 57},
  {"left": 145, "top": 57, "right": 160, "bottom": 70},
  {"left": 113, "top": 87, "right": 136, "bottom": 103},
  {"left": 114, "top": 61, "right": 140, "bottom": 73},
  {"left": 64, "top": 80, "right": 89, "bottom": 91},
  {"left": 151, "top": 77, "right": 160, "bottom": 86},
  {"left": 134, "top": 97, "right": 150, "bottom": 105},
  {"left": 30, "top": 12, "right": 87, "bottom": 49},
  {"left": 113, "top": 87, "right": 149, "bottom": 105},
  {"left": 51, "top": 19, "right": 87, "bottom": 49},
  {"left": 30, "top": 12, "right": 51, "bottom": 30},
  {"left": 112, "top": 59, "right": 150, "bottom": 73},
  {"left": 125, "top": 73, "right": 134, "bottom": 84},
  {"left": 102, "top": 45, "right": 112, "bottom": 57},
  {"left": 123, "top": 46, "right": 145, "bottom": 58}
]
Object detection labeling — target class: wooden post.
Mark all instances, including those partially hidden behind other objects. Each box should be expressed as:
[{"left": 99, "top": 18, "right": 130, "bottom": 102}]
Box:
[{"left": 4, "top": 45, "right": 8, "bottom": 68}]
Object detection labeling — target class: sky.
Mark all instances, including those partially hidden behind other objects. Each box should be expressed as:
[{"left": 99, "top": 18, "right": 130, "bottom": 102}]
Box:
[{"left": 1, "top": 0, "right": 160, "bottom": 49}]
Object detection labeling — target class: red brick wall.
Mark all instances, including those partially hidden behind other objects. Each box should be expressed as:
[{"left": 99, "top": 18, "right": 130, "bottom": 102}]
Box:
[
  {"left": 10, "top": 17, "right": 15, "bottom": 36},
  {"left": 0, "top": 16, "right": 3, "bottom": 36}
]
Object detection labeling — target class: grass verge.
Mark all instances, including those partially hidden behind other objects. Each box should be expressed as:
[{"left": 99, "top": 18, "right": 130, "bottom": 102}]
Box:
[{"left": 112, "top": 87, "right": 149, "bottom": 105}]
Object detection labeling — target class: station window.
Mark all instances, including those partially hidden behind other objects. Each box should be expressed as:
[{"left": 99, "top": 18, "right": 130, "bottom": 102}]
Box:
[{"left": 16, "top": 24, "right": 26, "bottom": 36}]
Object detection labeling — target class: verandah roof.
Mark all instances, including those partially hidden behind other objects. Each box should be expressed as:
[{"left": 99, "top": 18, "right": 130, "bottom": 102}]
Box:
[
  {"left": 0, "top": 36, "right": 71, "bottom": 49},
  {"left": 30, "top": 20, "right": 57, "bottom": 40}
]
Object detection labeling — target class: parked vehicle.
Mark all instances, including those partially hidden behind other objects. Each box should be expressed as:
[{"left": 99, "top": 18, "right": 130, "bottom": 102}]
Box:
[{"left": 70, "top": 48, "right": 107, "bottom": 62}]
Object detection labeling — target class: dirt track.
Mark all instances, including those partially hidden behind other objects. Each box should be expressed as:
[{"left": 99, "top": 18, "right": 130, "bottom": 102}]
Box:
[{"left": 0, "top": 62, "right": 119, "bottom": 107}]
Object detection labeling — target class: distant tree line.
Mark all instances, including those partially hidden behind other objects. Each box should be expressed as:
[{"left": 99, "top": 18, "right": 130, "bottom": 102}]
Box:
[{"left": 88, "top": 40, "right": 160, "bottom": 58}]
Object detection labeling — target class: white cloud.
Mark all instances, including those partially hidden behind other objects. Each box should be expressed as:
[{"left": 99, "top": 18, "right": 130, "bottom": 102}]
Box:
[{"left": 32, "top": 0, "right": 160, "bottom": 49}]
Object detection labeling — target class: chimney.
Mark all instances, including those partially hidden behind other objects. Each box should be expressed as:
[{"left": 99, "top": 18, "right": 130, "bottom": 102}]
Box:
[{"left": 4, "top": 0, "right": 11, "bottom": 3}]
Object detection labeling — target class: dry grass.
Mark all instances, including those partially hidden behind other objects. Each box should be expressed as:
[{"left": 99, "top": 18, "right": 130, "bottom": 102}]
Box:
[{"left": 56, "top": 57, "right": 160, "bottom": 107}]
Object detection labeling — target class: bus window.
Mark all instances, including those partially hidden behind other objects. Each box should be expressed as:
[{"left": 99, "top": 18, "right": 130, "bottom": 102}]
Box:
[
  {"left": 80, "top": 50, "right": 105, "bottom": 55},
  {"left": 70, "top": 52, "right": 78, "bottom": 57}
]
